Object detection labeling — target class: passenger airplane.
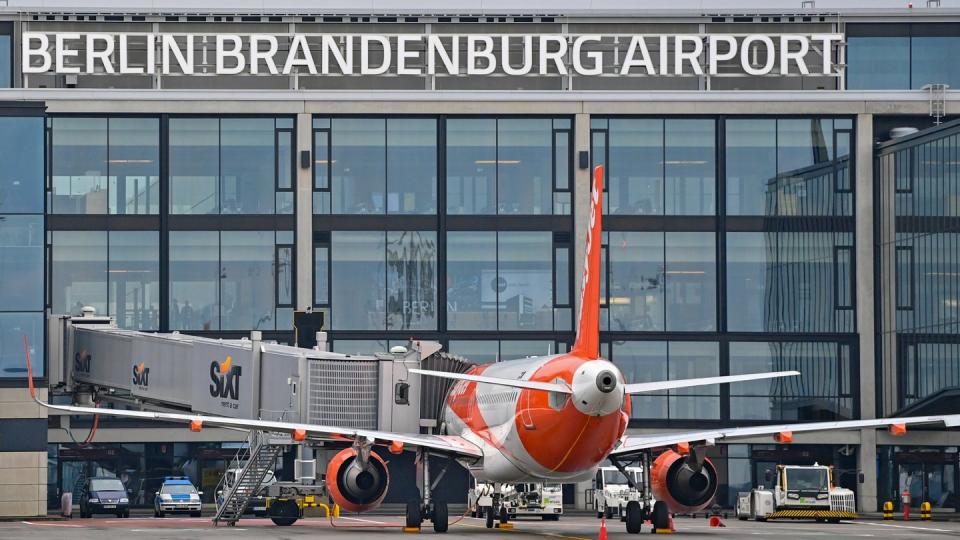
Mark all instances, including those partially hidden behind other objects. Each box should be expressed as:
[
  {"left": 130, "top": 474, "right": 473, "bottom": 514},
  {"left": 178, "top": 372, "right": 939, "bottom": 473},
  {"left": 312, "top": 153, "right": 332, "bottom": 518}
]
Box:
[{"left": 27, "top": 165, "right": 960, "bottom": 534}]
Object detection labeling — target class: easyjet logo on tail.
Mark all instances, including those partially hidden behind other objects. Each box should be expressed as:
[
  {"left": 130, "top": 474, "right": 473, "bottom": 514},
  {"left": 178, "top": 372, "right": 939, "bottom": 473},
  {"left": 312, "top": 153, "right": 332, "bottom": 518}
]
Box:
[
  {"left": 132, "top": 361, "right": 150, "bottom": 387},
  {"left": 209, "top": 355, "right": 242, "bottom": 401}
]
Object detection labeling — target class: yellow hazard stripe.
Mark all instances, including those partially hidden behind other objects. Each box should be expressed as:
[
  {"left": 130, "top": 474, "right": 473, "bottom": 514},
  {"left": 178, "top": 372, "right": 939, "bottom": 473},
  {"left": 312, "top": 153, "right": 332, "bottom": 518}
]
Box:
[{"left": 766, "top": 510, "right": 857, "bottom": 519}]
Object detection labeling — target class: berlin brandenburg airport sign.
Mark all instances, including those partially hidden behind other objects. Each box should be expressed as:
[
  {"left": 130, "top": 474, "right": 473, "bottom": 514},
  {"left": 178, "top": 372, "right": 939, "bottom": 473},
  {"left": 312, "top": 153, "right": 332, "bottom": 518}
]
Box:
[{"left": 22, "top": 32, "right": 843, "bottom": 77}]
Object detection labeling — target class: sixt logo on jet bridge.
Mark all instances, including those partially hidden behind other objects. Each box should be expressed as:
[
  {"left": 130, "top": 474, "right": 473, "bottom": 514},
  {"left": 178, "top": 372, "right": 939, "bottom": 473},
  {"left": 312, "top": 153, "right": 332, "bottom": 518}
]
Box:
[
  {"left": 132, "top": 362, "right": 150, "bottom": 389},
  {"left": 209, "top": 355, "right": 242, "bottom": 408}
]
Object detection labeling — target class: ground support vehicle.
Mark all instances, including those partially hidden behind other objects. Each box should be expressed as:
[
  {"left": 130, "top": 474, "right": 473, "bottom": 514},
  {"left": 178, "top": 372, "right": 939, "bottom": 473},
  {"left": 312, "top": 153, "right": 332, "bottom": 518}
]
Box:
[
  {"left": 593, "top": 466, "right": 648, "bottom": 522},
  {"left": 469, "top": 483, "right": 562, "bottom": 521},
  {"left": 736, "top": 464, "right": 856, "bottom": 522}
]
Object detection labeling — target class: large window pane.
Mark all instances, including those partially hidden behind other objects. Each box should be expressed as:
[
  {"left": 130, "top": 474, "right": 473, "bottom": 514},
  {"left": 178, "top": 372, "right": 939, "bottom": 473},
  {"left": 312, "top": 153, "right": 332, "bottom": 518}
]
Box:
[
  {"left": 446, "top": 119, "right": 496, "bottom": 214},
  {"left": 331, "top": 231, "right": 385, "bottom": 330},
  {"left": 447, "top": 231, "right": 496, "bottom": 330},
  {"left": 0, "top": 216, "right": 43, "bottom": 311},
  {"left": 109, "top": 231, "right": 159, "bottom": 330},
  {"left": 387, "top": 119, "right": 437, "bottom": 214},
  {"left": 447, "top": 340, "right": 498, "bottom": 363},
  {"left": 332, "top": 119, "right": 386, "bottom": 214},
  {"left": 386, "top": 231, "right": 437, "bottom": 330},
  {"left": 500, "top": 340, "right": 553, "bottom": 360},
  {"left": 725, "top": 119, "right": 776, "bottom": 215},
  {"left": 221, "top": 119, "right": 275, "bottom": 214},
  {"left": 609, "top": 232, "right": 664, "bottom": 331},
  {"left": 667, "top": 342, "right": 720, "bottom": 420},
  {"left": 51, "top": 118, "right": 108, "bottom": 214},
  {"left": 665, "top": 119, "right": 715, "bottom": 215},
  {"left": 0, "top": 117, "right": 43, "bottom": 213},
  {"left": 51, "top": 231, "right": 108, "bottom": 317},
  {"left": 0, "top": 35, "right": 9, "bottom": 88},
  {"left": 847, "top": 36, "right": 910, "bottom": 90},
  {"left": 108, "top": 118, "right": 160, "bottom": 215},
  {"left": 727, "top": 118, "right": 850, "bottom": 216},
  {"left": 608, "top": 119, "right": 662, "bottom": 215},
  {"left": 730, "top": 341, "right": 852, "bottom": 421},
  {"left": 498, "top": 231, "right": 552, "bottom": 330},
  {"left": 665, "top": 232, "right": 716, "bottom": 331},
  {"left": 169, "top": 231, "right": 219, "bottom": 330},
  {"left": 911, "top": 36, "right": 960, "bottom": 89},
  {"left": 612, "top": 341, "right": 667, "bottom": 419},
  {"left": 498, "top": 119, "right": 553, "bottom": 215},
  {"left": 170, "top": 118, "right": 219, "bottom": 215},
  {"left": 727, "top": 232, "right": 855, "bottom": 333},
  {"left": 221, "top": 231, "right": 275, "bottom": 330},
  {"left": 0, "top": 313, "right": 43, "bottom": 378}
]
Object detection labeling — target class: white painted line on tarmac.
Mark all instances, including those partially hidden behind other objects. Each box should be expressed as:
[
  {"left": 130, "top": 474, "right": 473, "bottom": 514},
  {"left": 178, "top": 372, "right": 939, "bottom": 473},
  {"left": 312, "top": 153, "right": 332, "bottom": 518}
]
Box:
[
  {"left": 845, "top": 521, "right": 953, "bottom": 533},
  {"left": 337, "top": 515, "right": 395, "bottom": 525},
  {"left": 20, "top": 521, "right": 82, "bottom": 527},
  {"left": 130, "top": 528, "right": 246, "bottom": 532}
]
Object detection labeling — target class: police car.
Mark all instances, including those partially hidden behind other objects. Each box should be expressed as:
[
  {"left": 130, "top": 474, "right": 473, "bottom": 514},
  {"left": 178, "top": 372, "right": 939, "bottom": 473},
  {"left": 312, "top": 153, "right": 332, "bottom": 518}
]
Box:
[{"left": 154, "top": 477, "right": 202, "bottom": 517}]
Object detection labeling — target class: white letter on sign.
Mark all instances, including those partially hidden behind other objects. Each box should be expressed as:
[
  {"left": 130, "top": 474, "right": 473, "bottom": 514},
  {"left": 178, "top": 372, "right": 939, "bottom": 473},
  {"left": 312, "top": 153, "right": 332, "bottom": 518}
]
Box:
[{"left": 21, "top": 32, "right": 51, "bottom": 73}]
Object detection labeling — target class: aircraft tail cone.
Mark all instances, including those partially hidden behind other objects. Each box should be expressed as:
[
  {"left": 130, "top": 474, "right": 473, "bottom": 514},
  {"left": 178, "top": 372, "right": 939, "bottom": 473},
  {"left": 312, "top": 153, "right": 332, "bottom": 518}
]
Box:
[{"left": 597, "top": 515, "right": 608, "bottom": 540}]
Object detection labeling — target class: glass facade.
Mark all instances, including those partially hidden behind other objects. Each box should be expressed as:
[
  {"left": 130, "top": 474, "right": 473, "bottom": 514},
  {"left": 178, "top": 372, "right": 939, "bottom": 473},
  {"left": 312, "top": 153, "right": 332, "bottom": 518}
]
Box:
[
  {"left": 170, "top": 117, "right": 294, "bottom": 215},
  {"left": 170, "top": 230, "right": 293, "bottom": 331},
  {"left": 50, "top": 117, "right": 160, "bottom": 215},
  {"left": 592, "top": 118, "right": 715, "bottom": 215},
  {"left": 848, "top": 24, "right": 960, "bottom": 90},
  {"left": 0, "top": 113, "right": 44, "bottom": 378},
  {"left": 596, "top": 115, "right": 858, "bottom": 424},
  {"left": 877, "top": 127, "right": 960, "bottom": 411}
]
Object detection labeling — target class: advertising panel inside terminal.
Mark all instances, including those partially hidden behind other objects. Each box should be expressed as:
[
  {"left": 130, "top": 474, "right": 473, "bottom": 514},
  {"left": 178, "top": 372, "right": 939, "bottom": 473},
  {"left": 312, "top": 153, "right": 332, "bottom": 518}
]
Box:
[{"left": 22, "top": 32, "right": 843, "bottom": 77}]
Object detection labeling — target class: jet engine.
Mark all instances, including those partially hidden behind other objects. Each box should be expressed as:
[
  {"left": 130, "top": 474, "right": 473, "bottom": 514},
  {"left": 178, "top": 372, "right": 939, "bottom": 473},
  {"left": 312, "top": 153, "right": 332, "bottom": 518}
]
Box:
[
  {"left": 325, "top": 447, "right": 390, "bottom": 513},
  {"left": 649, "top": 449, "right": 718, "bottom": 513}
]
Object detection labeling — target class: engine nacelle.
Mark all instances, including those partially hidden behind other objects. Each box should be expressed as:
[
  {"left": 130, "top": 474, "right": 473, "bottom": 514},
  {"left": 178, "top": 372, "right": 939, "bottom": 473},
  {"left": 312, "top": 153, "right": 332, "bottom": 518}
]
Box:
[
  {"left": 650, "top": 449, "right": 718, "bottom": 514},
  {"left": 325, "top": 448, "right": 390, "bottom": 513}
]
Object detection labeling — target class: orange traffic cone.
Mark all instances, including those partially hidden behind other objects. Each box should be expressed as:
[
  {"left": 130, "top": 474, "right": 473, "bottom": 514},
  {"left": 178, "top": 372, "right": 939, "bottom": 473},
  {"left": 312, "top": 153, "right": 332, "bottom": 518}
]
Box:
[
  {"left": 709, "top": 515, "right": 725, "bottom": 528},
  {"left": 668, "top": 513, "right": 676, "bottom": 532},
  {"left": 598, "top": 515, "right": 608, "bottom": 540}
]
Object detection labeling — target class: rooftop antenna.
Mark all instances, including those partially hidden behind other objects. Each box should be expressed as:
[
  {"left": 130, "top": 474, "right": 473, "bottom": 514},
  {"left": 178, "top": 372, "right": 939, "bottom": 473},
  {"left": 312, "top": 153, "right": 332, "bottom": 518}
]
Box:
[{"left": 801, "top": 0, "right": 815, "bottom": 8}]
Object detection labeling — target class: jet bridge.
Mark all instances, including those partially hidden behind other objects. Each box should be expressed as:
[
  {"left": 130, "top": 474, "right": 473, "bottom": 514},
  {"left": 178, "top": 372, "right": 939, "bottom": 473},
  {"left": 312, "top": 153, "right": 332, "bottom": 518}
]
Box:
[{"left": 46, "top": 310, "right": 438, "bottom": 433}]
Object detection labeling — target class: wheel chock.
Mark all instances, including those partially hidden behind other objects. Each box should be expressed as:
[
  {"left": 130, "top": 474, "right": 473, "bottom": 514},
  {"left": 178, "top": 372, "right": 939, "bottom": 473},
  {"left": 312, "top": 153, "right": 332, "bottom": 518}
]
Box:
[
  {"left": 496, "top": 523, "right": 514, "bottom": 529},
  {"left": 402, "top": 526, "right": 421, "bottom": 533}
]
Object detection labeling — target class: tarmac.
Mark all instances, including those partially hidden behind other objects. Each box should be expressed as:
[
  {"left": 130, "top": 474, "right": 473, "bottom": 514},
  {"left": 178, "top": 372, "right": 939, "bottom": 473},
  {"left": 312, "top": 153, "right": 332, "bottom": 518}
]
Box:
[{"left": 2, "top": 511, "right": 960, "bottom": 539}]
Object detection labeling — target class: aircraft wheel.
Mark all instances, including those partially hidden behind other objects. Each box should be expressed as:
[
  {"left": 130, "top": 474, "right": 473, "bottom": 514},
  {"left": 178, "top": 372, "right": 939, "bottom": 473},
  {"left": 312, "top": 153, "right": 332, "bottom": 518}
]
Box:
[
  {"left": 405, "top": 499, "right": 422, "bottom": 528},
  {"left": 597, "top": 510, "right": 604, "bottom": 519},
  {"left": 485, "top": 508, "right": 494, "bottom": 528},
  {"left": 651, "top": 501, "right": 669, "bottom": 530},
  {"left": 605, "top": 505, "right": 614, "bottom": 519},
  {"left": 499, "top": 505, "right": 509, "bottom": 525},
  {"left": 433, "top": 501, "right": 449, "bottom": 533},
  {"left": 625, "top": 501, "right": 643, "bottom": 534}
]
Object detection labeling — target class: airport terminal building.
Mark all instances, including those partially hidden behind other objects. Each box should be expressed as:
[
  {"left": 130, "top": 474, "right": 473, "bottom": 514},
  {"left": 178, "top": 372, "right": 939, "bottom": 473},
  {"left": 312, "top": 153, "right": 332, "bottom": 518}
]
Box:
[{"left": 0, "top": 0, "right": 959, "bottom": 517}]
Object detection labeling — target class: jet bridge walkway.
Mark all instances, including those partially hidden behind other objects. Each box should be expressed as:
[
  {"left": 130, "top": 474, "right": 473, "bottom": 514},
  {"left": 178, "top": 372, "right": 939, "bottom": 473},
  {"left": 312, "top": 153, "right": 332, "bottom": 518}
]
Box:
[{"left": 45, "top": 311, "right": 458, "bottom": 525}]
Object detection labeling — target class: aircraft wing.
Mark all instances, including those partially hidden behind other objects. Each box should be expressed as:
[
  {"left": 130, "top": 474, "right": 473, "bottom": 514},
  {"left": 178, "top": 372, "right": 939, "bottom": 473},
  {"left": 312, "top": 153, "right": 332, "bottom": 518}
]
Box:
[
  {"left": 36, "top": 399, "right": 484, "bottom": 459},
  {"left": 610, "top": 414, "right": 960, "bottom": 456}
]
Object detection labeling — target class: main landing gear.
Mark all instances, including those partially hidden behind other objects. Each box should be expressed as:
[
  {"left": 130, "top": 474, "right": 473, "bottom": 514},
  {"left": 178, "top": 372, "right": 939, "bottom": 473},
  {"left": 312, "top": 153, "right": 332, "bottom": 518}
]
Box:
[{"left": 408, "top": 449, "right": 452, "bottom": 533}]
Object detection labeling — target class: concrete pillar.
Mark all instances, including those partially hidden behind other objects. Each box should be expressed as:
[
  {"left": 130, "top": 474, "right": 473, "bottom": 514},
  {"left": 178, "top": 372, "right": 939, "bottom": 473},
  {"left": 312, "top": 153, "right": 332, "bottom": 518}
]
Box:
[
  {"left": 0, "top": 388, "right": 48, "bottom": 517},
  {"left": 858, "top": 429, "right": 878, "bottom": 513},
  {"left": 296, "top": 112, "right": 313, "bottom": 311},
  {"left": 855, "top": 113, "right": 878, "bottom": 512},
  {"left": 573, "top": 112, "right": 591, "bottom": 329}
]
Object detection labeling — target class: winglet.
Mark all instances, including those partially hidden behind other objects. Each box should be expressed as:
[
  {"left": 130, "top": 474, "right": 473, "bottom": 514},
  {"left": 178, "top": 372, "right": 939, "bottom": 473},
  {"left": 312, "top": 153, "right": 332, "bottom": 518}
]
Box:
[
  {"left": 571, "top": 165, "right": 604, "bottom": 359},
  {"left": 23, "top": 334, "right": 37, "bottom": 400}
]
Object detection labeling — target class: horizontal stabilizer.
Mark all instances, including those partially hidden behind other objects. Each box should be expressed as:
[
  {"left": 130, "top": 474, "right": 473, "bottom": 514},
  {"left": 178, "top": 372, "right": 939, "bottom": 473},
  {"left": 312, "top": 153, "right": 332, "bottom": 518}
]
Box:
[
  {"left": 624, "top": 371, "right": 800, "bottom": 395},
  {"left": 410, "top": 368, "right": 572, "bottom": 394}
]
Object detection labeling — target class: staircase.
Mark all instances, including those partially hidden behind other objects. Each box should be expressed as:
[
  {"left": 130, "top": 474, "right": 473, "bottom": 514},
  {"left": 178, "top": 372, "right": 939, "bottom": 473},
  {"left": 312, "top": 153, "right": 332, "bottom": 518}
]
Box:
[{"left": 212, "top": 431, "right": 284, "bottom": 526}]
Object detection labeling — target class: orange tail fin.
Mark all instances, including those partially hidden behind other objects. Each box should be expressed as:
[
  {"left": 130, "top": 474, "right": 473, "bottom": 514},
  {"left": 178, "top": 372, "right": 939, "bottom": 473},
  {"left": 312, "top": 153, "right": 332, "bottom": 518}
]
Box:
[{"left": 570, "top": 165, "right": 604, "bottom": 359}]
